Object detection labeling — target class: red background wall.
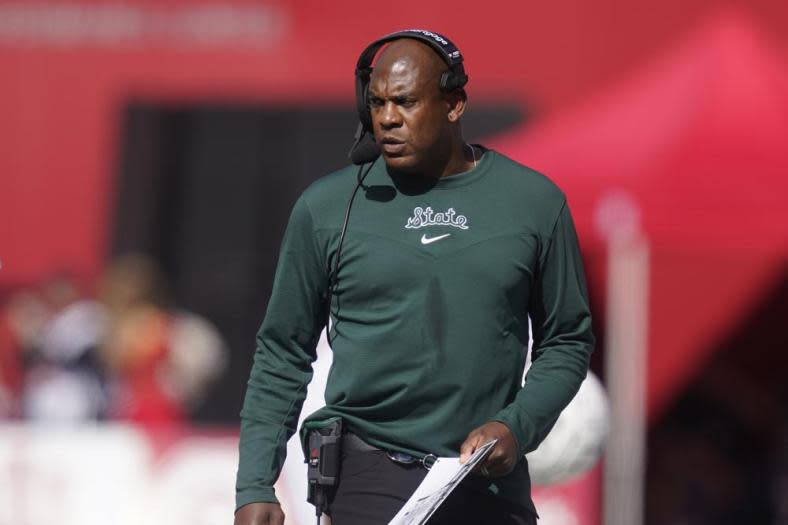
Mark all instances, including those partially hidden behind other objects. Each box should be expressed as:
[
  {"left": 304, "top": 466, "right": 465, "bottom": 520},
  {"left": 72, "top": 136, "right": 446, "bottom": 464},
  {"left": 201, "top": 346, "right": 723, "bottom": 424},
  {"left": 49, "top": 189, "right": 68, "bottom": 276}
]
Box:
[{"left": 2, "top": 0, "right": 787, "bottom": 288}]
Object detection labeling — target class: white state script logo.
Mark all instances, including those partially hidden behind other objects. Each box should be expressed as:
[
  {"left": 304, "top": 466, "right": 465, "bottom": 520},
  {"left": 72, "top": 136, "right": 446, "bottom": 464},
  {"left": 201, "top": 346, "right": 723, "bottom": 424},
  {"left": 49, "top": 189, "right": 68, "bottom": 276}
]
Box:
[{"left": 405, "top": 207, "right": 469, "bottom": 230}]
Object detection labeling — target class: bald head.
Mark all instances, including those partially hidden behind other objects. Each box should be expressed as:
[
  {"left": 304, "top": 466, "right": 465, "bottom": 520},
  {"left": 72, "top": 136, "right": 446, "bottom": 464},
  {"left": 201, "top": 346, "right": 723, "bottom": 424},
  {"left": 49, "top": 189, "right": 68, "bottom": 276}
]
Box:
[{"left": 371, "top": 38, "right": 448, "bottom": 94}]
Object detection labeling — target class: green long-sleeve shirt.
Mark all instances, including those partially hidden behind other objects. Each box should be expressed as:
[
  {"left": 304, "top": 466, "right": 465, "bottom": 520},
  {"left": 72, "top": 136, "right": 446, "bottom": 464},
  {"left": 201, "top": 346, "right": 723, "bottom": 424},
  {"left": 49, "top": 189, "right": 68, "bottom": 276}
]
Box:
[{"left": 236, "top": 148, "right": 594, "bottom": 514}]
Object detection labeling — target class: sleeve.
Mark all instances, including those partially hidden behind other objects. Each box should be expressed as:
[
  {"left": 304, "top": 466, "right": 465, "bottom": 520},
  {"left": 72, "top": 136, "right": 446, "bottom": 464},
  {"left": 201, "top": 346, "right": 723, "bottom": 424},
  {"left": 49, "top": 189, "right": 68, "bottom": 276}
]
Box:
[
  {"left": 492, "top": 199, "right": 595, "bottom": 456},
  {"left": 235, "top": 195, "right": 328, "bottom": 510}
]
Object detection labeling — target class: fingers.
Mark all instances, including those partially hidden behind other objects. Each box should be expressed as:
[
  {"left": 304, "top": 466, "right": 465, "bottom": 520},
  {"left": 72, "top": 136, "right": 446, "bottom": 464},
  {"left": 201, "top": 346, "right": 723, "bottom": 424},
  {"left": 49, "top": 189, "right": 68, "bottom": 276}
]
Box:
[
  {"left": 477, "top": 443, "right": 501, "bottom": 477},
  {"left": 264, "top": 508, "right": 285, "bottom": 525},
  {"left": 273, "top": 506, "right": 286, "bottom": 525},
  {"left": 233, "top": 502, "right": 285, "bottom": 525},
  {"left": 481, "top": 443, "right": 519, "bottom": 478},
  {"left": 459, "top": 431, "right": 483, "bottom": 464},
  {"left": 459, "top": 421, "right": 520, "bottom": 477},
  {"left": 480, "top": 453, "right": 507, "bottom": 477}
]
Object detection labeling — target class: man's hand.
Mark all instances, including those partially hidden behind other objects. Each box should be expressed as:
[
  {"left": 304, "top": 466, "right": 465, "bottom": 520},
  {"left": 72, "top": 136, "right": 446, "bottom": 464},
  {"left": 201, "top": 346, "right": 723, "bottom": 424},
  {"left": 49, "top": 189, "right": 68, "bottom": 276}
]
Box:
[
  {"left": 459, "top": 421, "right": 519, "bottom": 478},
  {"left": 234, "top": 502, "right": 285, "bottom": 525}
]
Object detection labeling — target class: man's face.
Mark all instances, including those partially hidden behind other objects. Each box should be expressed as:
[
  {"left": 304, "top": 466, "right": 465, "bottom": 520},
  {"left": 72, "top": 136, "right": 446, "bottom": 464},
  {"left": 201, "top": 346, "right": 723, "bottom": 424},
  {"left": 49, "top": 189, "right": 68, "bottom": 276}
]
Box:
[{"left": 367, "top": 43, "right": 451, "bottom": 173}]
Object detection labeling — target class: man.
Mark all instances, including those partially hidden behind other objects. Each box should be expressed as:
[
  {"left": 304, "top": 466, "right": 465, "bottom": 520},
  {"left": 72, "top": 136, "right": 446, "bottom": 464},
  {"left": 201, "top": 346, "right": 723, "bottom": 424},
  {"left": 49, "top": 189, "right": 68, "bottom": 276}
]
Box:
[{"left": 235, "top": 32, "right": 594, "bottom": 525}]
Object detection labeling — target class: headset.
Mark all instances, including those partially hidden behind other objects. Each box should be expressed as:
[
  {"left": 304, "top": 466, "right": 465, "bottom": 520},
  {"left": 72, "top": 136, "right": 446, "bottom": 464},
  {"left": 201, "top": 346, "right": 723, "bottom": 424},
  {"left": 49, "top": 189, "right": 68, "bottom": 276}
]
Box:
[
  {"left": 328, "top": 30, "right": 468, "bottom": 336},
  {"left": 349, "top": 29, "right": 469, "bottom": 165}
]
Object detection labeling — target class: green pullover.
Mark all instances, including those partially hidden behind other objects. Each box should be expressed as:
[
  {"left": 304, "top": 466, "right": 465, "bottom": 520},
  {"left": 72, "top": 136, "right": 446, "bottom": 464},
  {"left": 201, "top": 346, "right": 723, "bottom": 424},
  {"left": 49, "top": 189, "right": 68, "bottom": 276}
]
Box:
[{"left": 236, "top": 148, "right": 594, "bottom": 515}]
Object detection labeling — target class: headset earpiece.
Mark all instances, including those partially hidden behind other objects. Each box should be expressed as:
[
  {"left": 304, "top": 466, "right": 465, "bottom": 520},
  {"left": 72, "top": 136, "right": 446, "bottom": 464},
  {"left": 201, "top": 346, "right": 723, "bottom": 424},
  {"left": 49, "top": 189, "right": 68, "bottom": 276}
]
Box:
[
  {"left": 360, "top": 83, "right": 372, "bottom": 131},
  {"left": 440, "top": 71, "right": 469, "bottom": 93}
]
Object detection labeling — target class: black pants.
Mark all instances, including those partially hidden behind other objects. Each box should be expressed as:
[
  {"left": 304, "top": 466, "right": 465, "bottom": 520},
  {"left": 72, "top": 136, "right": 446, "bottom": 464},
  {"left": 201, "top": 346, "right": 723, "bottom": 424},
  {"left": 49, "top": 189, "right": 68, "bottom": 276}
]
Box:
[{"left": 327, "top": 448, "right": 537, "bottom": 525}]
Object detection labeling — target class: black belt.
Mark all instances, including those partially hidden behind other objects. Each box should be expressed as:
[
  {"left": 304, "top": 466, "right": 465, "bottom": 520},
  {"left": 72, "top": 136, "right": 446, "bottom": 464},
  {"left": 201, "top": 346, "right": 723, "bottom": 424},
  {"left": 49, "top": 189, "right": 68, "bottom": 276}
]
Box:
[
  {"left": 342, "top": 433, "right": 437, "bottom": 470},
  {"left": 342, "top": 432, "right": 381, "bottom": 453}
]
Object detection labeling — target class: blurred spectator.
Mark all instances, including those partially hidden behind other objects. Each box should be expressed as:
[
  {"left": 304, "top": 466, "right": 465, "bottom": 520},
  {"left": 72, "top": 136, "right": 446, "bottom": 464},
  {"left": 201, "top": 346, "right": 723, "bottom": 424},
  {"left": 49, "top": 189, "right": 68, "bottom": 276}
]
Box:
[
  {"left": 98, "top": 253, "right": 227, "bottom": 426},
  {"left": 0, "top": 290, "right": 50, "bottom": 417},
  {"left": 22, "top": 296, "right": 109, "bottom": 422},
  {"left": 8, "top": 274, "right": 109, "bottom": 423},
  {"left": 1, "top": 256, "right": 227, "bottom": 426},
  {"left": 1, "top": 275, "right": 87, "bottom": 419}
]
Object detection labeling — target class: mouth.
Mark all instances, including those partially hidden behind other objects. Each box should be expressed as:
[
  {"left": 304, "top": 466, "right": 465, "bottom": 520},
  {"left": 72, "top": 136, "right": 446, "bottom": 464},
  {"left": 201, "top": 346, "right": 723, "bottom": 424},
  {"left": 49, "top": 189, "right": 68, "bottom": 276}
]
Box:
[{"left": 380, "top": 136, "right": 406, "bottom": 155}]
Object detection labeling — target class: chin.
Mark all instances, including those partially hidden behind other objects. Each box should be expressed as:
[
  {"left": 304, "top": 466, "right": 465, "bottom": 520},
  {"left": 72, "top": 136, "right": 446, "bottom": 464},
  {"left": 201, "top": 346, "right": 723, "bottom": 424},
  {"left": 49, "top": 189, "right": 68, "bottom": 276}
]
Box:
[{"left": 382, "top": 153, "right": 419, "bottom": 173}]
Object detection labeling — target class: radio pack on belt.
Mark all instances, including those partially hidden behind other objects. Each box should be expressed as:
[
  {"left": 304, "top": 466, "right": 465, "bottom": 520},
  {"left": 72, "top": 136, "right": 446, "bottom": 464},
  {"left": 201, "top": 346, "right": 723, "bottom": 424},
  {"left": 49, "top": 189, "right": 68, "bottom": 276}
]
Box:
[{"left": 306, "top": 418, "right": 343, "bottom": 522}]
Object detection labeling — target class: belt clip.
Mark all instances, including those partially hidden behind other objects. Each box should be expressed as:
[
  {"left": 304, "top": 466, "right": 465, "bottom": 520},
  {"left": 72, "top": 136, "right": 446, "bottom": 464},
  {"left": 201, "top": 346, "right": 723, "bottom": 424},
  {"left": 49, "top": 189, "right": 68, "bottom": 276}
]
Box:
[
  {"left": 386, "top": 451, "right": 438, "bottom": 470},
  {"left": 421, "top": 453, "right": 437, "bottom": 470}
]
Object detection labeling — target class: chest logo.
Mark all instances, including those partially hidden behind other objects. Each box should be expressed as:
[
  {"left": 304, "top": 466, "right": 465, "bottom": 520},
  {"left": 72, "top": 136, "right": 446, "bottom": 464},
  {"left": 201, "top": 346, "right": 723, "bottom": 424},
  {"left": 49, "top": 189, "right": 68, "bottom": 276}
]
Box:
[
  {"left": 421, "top": 233, "right": 451, "bottom": 244},
  {"left": 405, "top": 207, "right": 469, "bottom": 230}
]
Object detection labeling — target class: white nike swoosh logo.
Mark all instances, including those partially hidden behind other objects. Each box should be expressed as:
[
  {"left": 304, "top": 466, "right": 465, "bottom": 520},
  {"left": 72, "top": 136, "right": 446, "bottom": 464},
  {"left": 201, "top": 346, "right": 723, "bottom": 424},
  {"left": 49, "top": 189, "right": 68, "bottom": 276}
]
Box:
[{"left": 421, "top": 233, "right": 451, "bottom": 244}]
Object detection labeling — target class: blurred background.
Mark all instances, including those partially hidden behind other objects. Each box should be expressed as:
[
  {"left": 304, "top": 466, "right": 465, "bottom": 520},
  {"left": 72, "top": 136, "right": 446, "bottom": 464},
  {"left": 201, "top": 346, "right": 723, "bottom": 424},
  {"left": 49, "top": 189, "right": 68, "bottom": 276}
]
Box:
[{"left": 1, "top": 1, "right": 787, "bottom": 524}]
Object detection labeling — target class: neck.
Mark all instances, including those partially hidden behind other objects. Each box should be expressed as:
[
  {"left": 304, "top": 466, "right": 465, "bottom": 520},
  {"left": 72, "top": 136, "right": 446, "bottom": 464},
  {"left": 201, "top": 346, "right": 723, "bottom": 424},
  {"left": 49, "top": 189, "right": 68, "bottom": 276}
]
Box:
[
  {"left": 441, "top": 138, "right": 475, "bottom": 177},
  {"left": 417, "top": 136, "right": 474, "bottom": 179}
]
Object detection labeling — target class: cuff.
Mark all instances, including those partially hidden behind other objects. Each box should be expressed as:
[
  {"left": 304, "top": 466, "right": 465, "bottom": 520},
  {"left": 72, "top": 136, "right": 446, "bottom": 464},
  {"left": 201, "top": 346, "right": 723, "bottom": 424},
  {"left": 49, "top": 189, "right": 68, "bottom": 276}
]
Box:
[
  {"left": 235, "top": 485, "right": 278, "bottom": 512},
  {"left": 491, "top": 405, "right": 537, "bottom": 457}
]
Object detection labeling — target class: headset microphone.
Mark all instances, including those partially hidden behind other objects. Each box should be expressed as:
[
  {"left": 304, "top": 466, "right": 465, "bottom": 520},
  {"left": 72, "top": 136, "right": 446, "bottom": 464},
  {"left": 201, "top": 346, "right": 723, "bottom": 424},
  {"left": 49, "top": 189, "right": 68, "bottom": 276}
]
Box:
[
  {"left": 348, "top": 29, "right": 468, "bottom": 165},
  {"left": 349, "top": 124, "right": 381, "bottom": 165}
]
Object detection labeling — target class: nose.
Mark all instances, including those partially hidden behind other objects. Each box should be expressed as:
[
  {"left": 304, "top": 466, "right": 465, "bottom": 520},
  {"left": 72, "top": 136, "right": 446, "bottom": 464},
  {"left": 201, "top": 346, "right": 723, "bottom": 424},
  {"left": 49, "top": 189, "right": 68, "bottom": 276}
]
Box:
[{"left": 378, "top": 101, "right": 402, "bottom": 129}]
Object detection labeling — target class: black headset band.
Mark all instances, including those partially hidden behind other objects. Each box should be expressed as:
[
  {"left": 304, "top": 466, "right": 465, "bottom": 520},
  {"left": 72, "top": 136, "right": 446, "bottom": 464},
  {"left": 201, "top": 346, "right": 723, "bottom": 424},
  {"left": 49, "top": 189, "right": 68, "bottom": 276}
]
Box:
[
  {"left": 355, "top": 29, "right": 464, "bottom": 72},
  {"left": 354, "top": 29, "right": 467, "bottom": 131}
]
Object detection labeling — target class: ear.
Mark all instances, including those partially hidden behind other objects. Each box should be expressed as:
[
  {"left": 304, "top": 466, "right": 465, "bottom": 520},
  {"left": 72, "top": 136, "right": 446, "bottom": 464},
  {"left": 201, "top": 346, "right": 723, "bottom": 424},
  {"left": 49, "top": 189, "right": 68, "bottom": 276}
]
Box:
[{"left": 446, "top": 89, "right": 467, "bottom": 123}]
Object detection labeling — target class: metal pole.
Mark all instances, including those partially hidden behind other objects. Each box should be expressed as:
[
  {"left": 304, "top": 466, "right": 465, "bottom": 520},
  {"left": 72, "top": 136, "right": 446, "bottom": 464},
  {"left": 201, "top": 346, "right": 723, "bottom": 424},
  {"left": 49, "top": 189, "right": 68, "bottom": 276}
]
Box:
[{"left": 597, "top": 191, "right": 649, "bottom": 525}]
